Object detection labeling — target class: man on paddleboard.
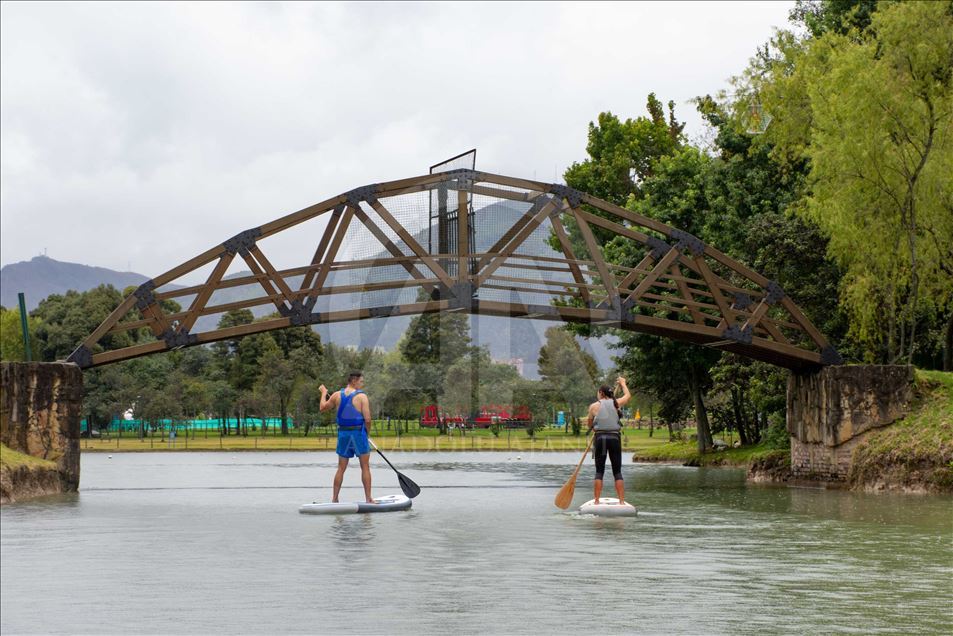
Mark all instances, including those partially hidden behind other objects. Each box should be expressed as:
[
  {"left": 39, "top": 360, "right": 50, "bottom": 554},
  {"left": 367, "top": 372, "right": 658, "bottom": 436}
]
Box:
[
  {"left": 587, "top": 376, "right": 632, "bottom": 505},
  {"left": 319, "top": 371, "right": 375, "bottom": 503}
]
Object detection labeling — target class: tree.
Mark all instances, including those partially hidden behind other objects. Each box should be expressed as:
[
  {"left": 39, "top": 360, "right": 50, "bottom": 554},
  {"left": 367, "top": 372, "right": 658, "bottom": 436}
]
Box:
[
  {"left": 538, "top": 327, "right": 599, "bottom": 427},
  {"left": 399, "top": 311, "right": 472, "bottom": 402},
  {"left": 762, "top": 0, "right": 953, "bottom": 364},
  {"left": 0, "top": 307, "right": 42, "bottom": 361}
]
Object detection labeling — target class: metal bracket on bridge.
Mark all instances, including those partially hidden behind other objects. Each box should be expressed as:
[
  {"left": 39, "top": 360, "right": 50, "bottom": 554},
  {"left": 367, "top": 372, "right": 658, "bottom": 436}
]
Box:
[
  {"left": 645, "top": 235, "right": 672, "bottom": 262},
  {"left": 764, "top": 281, "right": 786, "bottom": 305},
  {"left": 133, "top": 280, "right": 157, "bottom": 310},
  {"left": 346, "top": 185, "right": 379, "bottom": 207},
  {"left": 160, "top": 328, "right": 198, "bottom": 349},
  {"left": 222, "top": 228, "right": 262, "bottom": 257},
  {"left": 549, "top": 184, "right": 583, "bottom": 208},
  {"left": 670, "top": 229, "right": 706, "bottom": 256},
  {"left": 722, "top": 324, "right": 753, "bottom": 345},
  {"left": 445, "top": 168, "right": 478, "bottom": 191},
  {"left": 66, "top": 345, "right": 93, "bottom": 369},
  {"left": 731, "top": 292, "right": 753, "bottom": 311},
  {"left": 451, "top": 281, "right": 476, "bottom": 311},
  {"left": 820, "top": 346, "right": 844, "bottom": 365},
  {"left": 280, "top": 300, "right": 322, "bottom": 326},
  {"left": 368, "top": 306, "right": 398, "bottom": 319}
]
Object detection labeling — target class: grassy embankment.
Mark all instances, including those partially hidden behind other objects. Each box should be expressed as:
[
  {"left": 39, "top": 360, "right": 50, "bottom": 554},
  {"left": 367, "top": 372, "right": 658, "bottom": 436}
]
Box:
[
  {"left": 633, "top": 439, "right": 788, "bottom": 468},
  {"left": 849, "top": 369, "right": 953, "bottom": 491},
  {"left": 0, "top": 443, "right": 57, "bottom": 470},
  {"left": 633, "top": 369, "right": 953, "bottom": 490},
  {"left": 79, "top": 426, "right": 674, "bottom": 453}
]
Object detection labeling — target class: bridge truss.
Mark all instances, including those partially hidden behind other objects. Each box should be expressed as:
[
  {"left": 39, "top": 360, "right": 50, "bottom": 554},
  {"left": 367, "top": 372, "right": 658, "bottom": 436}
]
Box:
[{"left": 67, "top": 169, "right": 841, "bottom": 370}]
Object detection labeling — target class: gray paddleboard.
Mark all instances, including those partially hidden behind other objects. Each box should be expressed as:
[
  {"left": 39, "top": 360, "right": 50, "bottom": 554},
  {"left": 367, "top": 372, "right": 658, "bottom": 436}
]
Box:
[{"left": 299, "top": 494, "right": 412, "bottom": 515}]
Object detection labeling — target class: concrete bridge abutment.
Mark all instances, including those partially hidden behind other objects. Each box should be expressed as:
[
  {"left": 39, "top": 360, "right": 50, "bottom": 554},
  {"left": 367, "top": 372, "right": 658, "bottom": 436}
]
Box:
[
  {"left": 786, "top": 365, "right": 914, "bottom": 484},
  {"left": 1, "top": 362, "right": 83, "bottom": 497}
]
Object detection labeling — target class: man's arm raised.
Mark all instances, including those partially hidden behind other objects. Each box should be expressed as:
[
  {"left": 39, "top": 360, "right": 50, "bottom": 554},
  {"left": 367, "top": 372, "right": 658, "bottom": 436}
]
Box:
[{"left": 318, "top": 385, "right": 338, "bottom": 412}]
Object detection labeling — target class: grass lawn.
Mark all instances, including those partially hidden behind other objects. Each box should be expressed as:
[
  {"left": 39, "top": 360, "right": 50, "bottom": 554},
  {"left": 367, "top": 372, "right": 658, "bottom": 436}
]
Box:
[
  {"left": 0, "top": 443, "right": 57, "bottom": 470},
  {"left": 80, "top": 426, "right": 675, "bottom": 453}
]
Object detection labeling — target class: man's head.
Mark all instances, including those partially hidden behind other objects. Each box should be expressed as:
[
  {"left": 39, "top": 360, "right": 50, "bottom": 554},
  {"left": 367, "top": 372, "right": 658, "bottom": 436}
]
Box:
[{"left": 347, "top": 371, "right": 364, "bottom": 389}]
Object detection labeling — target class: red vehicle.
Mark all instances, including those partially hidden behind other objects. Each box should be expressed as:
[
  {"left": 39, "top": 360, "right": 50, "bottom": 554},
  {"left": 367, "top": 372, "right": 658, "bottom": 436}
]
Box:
[
  {"left": 471, "top": 404, "right": 532, "bottom": 428},
  {"left": 420, "top": 404, "right": 532, "bottom": 428},
  {"left": 419, "top": 405, "right": 467, "bottom": 428}
]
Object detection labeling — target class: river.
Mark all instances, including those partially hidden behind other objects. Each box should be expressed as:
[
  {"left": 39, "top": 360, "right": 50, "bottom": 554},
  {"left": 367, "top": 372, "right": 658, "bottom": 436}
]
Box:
[{"left": 2, "top": 452, "right": 951, "bottom": 635}]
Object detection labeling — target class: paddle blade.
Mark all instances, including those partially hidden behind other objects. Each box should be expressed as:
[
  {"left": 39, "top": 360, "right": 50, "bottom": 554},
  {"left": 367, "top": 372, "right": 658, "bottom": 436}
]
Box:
[
  {"left": 397, "top": 472, "right": 421, "bottom": 499},
  {"left": 554, "top": 473, "right": 577, "bottom": 509}
]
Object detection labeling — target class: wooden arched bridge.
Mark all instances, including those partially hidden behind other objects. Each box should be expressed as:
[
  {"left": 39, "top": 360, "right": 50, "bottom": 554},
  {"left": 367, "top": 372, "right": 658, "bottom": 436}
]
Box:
[{"left": 66, "top": 169, "right": 841, "bottom": 370}]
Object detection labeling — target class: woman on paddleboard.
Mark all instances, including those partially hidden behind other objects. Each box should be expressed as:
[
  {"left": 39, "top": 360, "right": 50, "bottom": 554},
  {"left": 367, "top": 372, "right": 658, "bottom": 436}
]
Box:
[
  {"left": 587, "top": 377, "right": 632, "bottom": 505},
  {"left": 319, "top": 371, "right": 376, "bottom": 504}
]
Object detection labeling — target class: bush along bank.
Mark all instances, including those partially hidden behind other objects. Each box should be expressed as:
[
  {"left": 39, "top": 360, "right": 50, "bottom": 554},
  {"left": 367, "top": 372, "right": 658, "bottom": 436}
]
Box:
[
  {"left": 847, "top": 370, "right": 953, "bottom": 494},
  {"left": 632, "top": 439, "right": 791, "bottom": 482},
  {"left": 0, "top": 444, "right": 63, "bottom": 504}
]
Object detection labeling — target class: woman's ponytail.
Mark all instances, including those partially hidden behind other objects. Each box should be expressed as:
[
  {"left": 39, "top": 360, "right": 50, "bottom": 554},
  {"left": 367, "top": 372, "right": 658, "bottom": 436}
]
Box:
[{"left": 599, "top": 385, "right": 623, "bottom": 419}]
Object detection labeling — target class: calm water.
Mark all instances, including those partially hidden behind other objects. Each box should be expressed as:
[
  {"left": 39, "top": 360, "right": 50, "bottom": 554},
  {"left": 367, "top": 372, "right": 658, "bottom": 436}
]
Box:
[{"left": 2, "top": 452, "right": 951, "bottom": 635}]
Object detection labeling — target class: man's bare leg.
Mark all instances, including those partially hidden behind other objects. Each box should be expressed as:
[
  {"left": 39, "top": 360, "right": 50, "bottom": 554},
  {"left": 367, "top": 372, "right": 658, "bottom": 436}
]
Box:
[
  {"left": 614, "top": 479, "right": 625, "bottom": 505},
  {"left": 332, "top": 456, "right": 348, "bottom": 502},
  {"left": 593, "top": 478, "right": 603, "bottom": 504},
  {"left": 359, "top": 453, "right": 374, "bottom": 503}
]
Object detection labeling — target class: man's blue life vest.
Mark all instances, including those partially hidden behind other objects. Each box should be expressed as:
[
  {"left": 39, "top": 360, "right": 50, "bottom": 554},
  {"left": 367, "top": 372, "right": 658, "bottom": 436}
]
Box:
[{"left": 336, "top": 389, "right": 365, "bottom": 430}]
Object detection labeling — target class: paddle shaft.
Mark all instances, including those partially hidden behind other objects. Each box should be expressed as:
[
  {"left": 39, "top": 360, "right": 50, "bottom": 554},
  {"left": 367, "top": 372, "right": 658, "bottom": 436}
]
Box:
[
  {"left": 368, "top": 437, "right": 421, "bottom": 498},
  {"left": 572, "top": 432, "right": 596, "bottom": 478}
]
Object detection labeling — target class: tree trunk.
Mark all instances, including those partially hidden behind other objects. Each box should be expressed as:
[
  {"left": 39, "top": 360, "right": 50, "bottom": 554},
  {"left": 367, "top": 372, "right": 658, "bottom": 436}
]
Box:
[
  {"left": 689, "top": 365, "right": 713, "bottom": 453},
  {"left": 944, "top": 310, "right": 953, "bottom": 372},
  {"left": 732, "top": 388, "right": 749, "bottom": 446}
]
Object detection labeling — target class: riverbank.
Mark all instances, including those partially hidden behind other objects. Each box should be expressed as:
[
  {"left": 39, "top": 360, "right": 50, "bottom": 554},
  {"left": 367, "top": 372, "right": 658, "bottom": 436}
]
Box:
[
  {"left": 78, "top": 428, "right": 670, "bottom": 453},
  {"left": 634, "top": 370, "right": 953, "bottom": 494},
  {"left": 633, "top": 440, "right": 790, "bottom": 482},
  {"left": 847, "top": 369, "right": 953, "bottom": 494},
  {"left": 0, "top": 444, "right": 62, "bottom": 504}
]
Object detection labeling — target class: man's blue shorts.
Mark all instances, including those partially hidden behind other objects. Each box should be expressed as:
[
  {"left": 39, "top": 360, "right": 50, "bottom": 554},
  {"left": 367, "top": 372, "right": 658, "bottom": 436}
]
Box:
[{"left": 336, "top": 428, "right": 370, "bottom": 458}]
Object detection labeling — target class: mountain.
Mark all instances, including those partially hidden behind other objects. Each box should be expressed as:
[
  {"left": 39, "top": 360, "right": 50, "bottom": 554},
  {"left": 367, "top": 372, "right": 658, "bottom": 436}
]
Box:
[{"left": 0, "top": 256, "right": 150, "bottom": 311}]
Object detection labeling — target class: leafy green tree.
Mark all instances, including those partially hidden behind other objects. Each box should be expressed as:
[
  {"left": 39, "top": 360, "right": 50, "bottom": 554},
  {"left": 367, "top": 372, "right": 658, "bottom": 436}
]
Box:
[
  {"left": 538, "top": 326, "right": 599, "bottom": 428},
  {"left": 761, "top": 0, "right": 953, "bottom": 364},
  {"left": 399, "top": 311, "right": 472, "bottom": 402},
  {"left": 0, "top": 307, "right": 42, "bottom": 361}
]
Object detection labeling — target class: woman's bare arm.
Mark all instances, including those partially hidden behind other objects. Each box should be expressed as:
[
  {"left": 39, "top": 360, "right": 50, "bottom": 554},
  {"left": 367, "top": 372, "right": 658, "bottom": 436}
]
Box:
[{"left": 616, "top": 377, "right": 632, "bottom": 408}]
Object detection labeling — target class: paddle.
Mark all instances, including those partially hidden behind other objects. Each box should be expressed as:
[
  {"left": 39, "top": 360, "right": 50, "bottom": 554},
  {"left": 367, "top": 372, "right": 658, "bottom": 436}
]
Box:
[
  {"left": 554, "top": 432, "right": 595, "bottom": 509},
  {"left": 369, "top": 438, "right": 421, "bottom": 499}
]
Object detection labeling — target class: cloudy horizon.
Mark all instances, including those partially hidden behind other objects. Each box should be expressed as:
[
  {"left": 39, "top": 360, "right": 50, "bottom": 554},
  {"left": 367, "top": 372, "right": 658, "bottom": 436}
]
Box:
[{"left": 2, "top": 1, "right": 794, "bottom": 282}]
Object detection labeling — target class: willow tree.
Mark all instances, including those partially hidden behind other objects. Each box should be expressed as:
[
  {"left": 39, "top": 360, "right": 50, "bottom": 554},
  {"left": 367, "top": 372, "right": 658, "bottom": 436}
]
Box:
[{"left": 761, "top": 0, "right": 953, "bottom": 365}]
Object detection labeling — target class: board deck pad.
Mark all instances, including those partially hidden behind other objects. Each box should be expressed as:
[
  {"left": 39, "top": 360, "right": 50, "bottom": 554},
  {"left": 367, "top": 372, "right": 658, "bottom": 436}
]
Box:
[
  {"left": 299, "top": 494, "right": 412, "bottom": 515},
  {"left": 578, "top": 498, "right": 638, "bottom": 517}
]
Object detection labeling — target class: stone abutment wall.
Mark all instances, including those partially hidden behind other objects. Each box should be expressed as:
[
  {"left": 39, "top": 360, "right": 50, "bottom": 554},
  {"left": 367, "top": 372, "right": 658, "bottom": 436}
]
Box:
[
  {"left": 786, "top": 365, "right": 913, "bottom": 483},
  {"left": 1, "top": 362, "right": 83, "bottom": 494}
]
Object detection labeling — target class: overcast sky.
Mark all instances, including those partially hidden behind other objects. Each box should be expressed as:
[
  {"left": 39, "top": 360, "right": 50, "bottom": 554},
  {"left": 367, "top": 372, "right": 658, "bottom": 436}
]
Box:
[{"left": 1, "top": 1, "right": 793, "bottom": 282}]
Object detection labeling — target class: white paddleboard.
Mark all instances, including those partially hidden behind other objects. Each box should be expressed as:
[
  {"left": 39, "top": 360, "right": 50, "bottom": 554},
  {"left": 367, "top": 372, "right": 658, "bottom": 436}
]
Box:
[
  {"left": 579, "top": 498, "right": 638, "bottom": 517},
  {"left": 299, "top": 494, "right": 412, "bottom": 515}
]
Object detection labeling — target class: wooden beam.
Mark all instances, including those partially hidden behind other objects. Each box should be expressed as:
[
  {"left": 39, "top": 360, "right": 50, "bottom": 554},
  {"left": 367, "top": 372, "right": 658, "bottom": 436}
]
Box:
[
  {"left": 475, "top": 196, "right": 550, "bottom": 271},
  {"left": 669, "top": 263, "right": 706, "bottom": 325},
  {"left": 350, "top": 205, "right": 435, "bottom": 293},
  {"left": 549, "top": 212, "right": 591, "bottom": 304},
  {"left": 300, "top": 206, "right": 343, "bottom": 290},
  {"left": 178, "top": 252, "right": 235, "bottom": 333},
  {"left": 458, "top": 188, "right": 469, "bottom": 281},
  {"left": 300, "top": 205, "right": 355, "bottom": 305},
  {"left": 368, "top": 198, "right": 455, "bottom": 288},
  {"left": 692, "top": 255, "right": 735, "bottom": 329},
  {"left": 475, "top": 197, "right": 561, "bottom": 287},
  {"left": 623, "top": 247, "right": 681, "bottom": 305}
]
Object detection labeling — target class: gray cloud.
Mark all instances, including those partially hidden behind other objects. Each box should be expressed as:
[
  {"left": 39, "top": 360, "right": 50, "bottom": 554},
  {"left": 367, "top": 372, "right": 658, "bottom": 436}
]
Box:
[{"left": 2, "top": 1, "right": 793, "bottom": 280}]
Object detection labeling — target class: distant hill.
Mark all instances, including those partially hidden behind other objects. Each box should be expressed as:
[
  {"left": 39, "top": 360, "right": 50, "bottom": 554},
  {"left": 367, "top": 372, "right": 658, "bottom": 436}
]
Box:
[{"left": 0, "top": 256, "right": 150, "bottom": 311}]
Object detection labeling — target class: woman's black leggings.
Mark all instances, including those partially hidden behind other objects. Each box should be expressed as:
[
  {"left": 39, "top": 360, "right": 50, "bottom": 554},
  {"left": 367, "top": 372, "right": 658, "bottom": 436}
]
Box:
[{"left": 593, "top": 433, "right": 623, "bottom": 481}]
